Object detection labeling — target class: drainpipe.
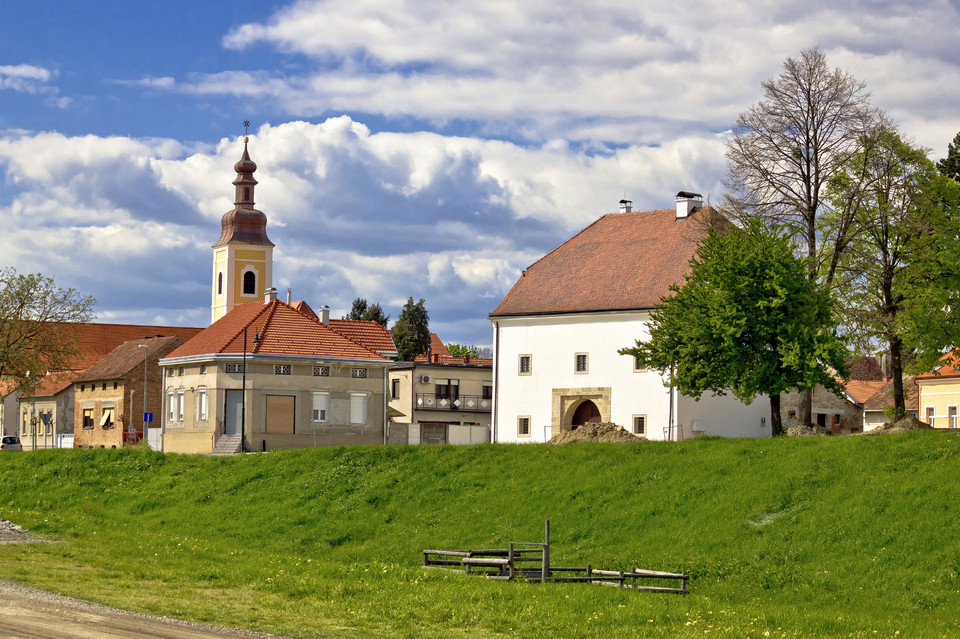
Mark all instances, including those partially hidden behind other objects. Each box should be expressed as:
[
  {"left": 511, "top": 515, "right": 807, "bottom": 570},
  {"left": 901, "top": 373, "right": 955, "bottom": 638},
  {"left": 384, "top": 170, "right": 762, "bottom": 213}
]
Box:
[
  {"left": 382, "top": 363, "right": 388, "bottom": 445},
  {"left": 492, "top": 321, "right": 500, "bottom": 443}
]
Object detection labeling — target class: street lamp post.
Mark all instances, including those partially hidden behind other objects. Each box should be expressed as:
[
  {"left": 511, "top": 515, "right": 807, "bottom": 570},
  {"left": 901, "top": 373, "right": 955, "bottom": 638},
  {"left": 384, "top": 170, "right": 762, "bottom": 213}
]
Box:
[
  {"left": 138, "top": 344, "right": 149, "bottom": 447},
  {"left": 241, "top": 326, "right": 260, "bottom": 454}
]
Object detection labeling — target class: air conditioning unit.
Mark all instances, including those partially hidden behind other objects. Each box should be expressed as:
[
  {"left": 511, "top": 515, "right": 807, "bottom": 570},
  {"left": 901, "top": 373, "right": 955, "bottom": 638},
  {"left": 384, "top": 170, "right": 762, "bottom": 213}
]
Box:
[{"left": 419, "top": 375, "right": 431, "bottom": 384}]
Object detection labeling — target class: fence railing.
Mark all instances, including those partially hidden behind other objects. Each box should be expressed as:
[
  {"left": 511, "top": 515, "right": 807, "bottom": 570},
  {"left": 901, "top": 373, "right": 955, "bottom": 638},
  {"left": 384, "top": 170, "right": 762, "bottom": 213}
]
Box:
[{"left": 416, "top": 394, "right": 492, "bottom": 413}]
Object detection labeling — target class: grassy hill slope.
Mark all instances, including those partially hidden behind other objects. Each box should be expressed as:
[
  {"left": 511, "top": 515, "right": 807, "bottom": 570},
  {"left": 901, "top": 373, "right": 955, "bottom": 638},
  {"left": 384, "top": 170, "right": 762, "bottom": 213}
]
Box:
[{"left": 0, "top": 433, "right": 958, "bottom": 638}]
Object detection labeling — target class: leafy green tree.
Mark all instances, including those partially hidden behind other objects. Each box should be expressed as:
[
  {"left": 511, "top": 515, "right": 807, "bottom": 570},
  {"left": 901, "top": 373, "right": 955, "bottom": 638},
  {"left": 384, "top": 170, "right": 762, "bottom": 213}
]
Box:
[
  {"left": 0, "top": 268, "right": 96, "bottom": 389},
  {"left": 724, "top": 47, "right": 875, "bottom": 427},
  {"left": 446, "top": 343, "right": 480, "bottom": 358},
  {"left": 937, "top": 130, "right": 960, "bottom": 182},
  {"left": 901, "top": 169, "right": 960, "bottom": 373},
  {"left": 391, "top": 297, "right": 430, "bottom": 362},
  {"left": 344, "top": 297, "right": 389, "bottom": 327},
  {"left": 619, "top": 221, "right": 848, "bottom": 435},
  {"left": 827, "top": 126, "right": 948, "bottom": 418}
]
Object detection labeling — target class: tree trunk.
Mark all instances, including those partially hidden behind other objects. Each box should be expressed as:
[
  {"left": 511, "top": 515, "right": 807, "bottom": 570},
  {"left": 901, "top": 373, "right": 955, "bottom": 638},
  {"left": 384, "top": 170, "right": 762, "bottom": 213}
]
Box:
[
  {"left": 889, "top": 336, "right": 905, "bottom": 420},
  {"left": 798, "top": 388, "right": 813, "bottom": 428},
  {"left": 770, "top": 393, "right": 783, "bottom": 436}
]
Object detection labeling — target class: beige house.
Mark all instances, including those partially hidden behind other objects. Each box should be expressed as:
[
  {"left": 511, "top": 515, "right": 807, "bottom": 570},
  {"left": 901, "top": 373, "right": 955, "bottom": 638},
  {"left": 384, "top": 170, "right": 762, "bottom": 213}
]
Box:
[
  {"left": 916, "top": 351, "right": 960, "bottom": 429},
  {"left": 72, "top": 336, "right": 183, "bottom": 449},
  {"left": 159, "top": 297, "right": 393, "bottom": 454},
  {"left": 387, "top": 355, "right": 492, "bottom": 445}
]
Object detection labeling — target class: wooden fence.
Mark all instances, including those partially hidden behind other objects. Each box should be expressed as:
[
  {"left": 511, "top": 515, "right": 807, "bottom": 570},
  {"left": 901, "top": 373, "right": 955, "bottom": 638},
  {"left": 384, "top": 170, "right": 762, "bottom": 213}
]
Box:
[{"left": 422, "top": 520, "right": 688, "bottom": 594}]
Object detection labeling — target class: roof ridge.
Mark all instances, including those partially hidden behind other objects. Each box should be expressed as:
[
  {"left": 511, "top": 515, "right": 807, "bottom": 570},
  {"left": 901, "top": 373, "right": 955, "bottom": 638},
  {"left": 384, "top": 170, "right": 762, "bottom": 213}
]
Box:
[
  {"left": 252, "top": 299, "right": 283, "bottom": 353},
  {"left": 324, "top": 320, "right": 389, "bottom": 360}
]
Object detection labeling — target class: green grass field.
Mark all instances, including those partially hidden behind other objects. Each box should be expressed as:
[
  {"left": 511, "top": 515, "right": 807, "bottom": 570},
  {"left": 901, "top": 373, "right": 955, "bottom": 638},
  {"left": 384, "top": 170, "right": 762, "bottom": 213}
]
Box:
[{"left": 0, "top": 433, "right": 958, "bottom": 638}]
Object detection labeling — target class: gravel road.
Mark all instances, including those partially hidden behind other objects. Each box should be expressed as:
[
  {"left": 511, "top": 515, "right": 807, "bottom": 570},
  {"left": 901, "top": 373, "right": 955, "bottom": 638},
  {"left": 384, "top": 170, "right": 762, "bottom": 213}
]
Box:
[{"left": 0, "top": 520, "right": 291, "bottom": 639}]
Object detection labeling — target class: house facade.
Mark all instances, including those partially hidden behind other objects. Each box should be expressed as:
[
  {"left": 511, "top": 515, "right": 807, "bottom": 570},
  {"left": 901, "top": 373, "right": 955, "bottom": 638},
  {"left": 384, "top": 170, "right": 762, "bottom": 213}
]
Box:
[
  {"left": 489, "top": 194, "right": 770, "bottom": 443},
  {"left": 1, "top": 323, "right": 202, "bottom": 444},
  {"left": 916, "top": 351, "right": 960, "bottom": 429},
  {"left": 387, "top": 355, "right": 492, "bottom": 445},
  {"left": 71, "top": 336, "right": 183, "bottom": 449},
  {"left": 159, "top": 297, "right": 393, "bottom": 454}
]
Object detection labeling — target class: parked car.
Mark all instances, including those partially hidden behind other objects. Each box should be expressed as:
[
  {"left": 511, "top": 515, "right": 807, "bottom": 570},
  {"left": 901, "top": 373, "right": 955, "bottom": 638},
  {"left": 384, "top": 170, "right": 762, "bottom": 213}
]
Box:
[{"left": 1, "top": 436, "right": 22, "bottom": 451}]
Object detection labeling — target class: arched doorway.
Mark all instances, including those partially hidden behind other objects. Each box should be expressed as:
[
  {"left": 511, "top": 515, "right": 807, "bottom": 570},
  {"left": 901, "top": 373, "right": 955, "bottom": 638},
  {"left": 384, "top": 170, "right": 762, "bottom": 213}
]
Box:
[{"left": 571, "top": 400, "right": 601, "bottom": 429}]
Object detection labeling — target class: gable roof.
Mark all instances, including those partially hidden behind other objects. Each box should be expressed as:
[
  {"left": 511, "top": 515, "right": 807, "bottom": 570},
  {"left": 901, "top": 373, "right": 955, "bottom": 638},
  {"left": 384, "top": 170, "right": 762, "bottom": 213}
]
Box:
[
  {"left": 46, "top": 322, "right": 204, "bottom": 370},
  {"left": 915, "top": 350, "right": 960, "bottom": 380},
  {"left": 844, "top": 380, "right": 887, "bottom": 406},
  {"left": 165, "top": 299, "right": 389, "bottom": 362},
  {"left": 490, "top": 207, "right": 714, "bottom": 317},
  {"left": 328, "top": 319, "right": 397, "bottom": 355},
  {"left": 862, "top": 377, "right": 918, "bottom": 412},
  {"left": 73, "top": 336, "right": 182, "bottom": 383}
]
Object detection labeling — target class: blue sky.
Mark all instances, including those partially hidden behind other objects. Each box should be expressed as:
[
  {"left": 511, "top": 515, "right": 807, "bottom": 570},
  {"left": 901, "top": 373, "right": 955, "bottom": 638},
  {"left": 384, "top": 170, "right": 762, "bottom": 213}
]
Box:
[{"left": 2, "top": 0, "right": 959, "bottom": 347}]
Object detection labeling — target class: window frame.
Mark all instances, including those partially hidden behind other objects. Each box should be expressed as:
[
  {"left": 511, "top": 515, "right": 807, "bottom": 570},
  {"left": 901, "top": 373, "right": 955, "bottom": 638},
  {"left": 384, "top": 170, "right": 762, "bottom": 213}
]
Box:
[
  {"left": 197, "top": 386, "right": 208, "bottom": 422},
  {"left": 925, "top": 406, "right": 935, "bottom": 427},
  {"left": 312, "top": 392, "right": 330, "bottom": 423},
  {"left": 350, "top": 392, "right": 367, "bottom": 424},
  {"left": 949, "top": 405, "right": 958, "bottom": 429},
  {"left": 632, "top": 414, "right": 646, "bottom": 435},
  {"left": 518, "top": 354, "right": 532, "bottom": 376},
  {"left": 517, "top": 416, "right": 531, "bottom": 438},
  {"left": 574, "top": 352, "right": 589, "bottom": 374},
  {"left": 274, "top": 364, "right": 291, "bottom": 375}
]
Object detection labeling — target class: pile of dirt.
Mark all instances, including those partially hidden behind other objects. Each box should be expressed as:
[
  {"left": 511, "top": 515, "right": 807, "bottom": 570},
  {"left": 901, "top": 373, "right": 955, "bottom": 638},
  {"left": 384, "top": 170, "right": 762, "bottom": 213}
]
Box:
[
  {"left": 867, "top": 415, "right": 935, "bottom": 434},
  {"left": 549, "top": 422, "right": 645, "bottom": 444},
  {"left": 785, "top": 425, "right": 834, "bottom": 437}
]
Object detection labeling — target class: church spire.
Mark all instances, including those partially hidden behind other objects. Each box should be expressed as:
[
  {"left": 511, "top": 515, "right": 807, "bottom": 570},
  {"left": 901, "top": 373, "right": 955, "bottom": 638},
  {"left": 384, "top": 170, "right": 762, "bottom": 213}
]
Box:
[
  {"left": 211, "top": 125, "right": 275, "bottom": 324},
  {"left": 213, "top": 136, "right": 274, "bottom": 248}
]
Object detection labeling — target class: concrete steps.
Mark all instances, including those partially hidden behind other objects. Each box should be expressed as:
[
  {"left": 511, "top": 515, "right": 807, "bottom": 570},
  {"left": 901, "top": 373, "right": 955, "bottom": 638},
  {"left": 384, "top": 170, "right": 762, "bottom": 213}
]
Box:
[{"left": 210, "top": 433, "right": 242, "bottom": 456}]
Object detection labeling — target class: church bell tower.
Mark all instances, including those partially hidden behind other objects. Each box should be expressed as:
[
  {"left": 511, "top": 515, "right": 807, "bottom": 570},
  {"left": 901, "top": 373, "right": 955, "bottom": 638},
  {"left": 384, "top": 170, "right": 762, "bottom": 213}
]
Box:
[{"left": 211, "top": 136, "right": 275, "bottom": 323}]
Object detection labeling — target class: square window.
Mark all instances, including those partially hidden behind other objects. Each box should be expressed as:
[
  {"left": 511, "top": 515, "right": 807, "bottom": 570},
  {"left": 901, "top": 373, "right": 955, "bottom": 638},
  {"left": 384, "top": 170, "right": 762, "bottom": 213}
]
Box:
[
  {"left": 633, "top": 355, "right": 647, "bottom": 373},
  {"left": 200, "top": 365, "right": 207, "bottom": 375},
  {"left": 391, "top": 379, "right": 400, "bottom": 399},
  {"left": 575, "top": 353, "right": 588, "bottom": 374},
  {"left": 518, "top": 355, "right": 532, "bottom": 376},
  {"left": 113, "top": 381, "right": 118, "bottom": 389},
  {"left": 226, "top": 363, "right": 244, "bottom": 373},
  {"left": 167, "top": 369, "right": 174, "bottom": 378},
  {"left": 351, "top": 368, "right": 367, "bottom": 379},
  {"left": 632, "top": 415, "right": 646, "bottom": 435},
  {"left": 100, "top": 408, "right": 114, "bottom": 429},
  {"left": 82, "top": 408, "right": 94, "bottom": 429},
  {"left": 313, "top": 366, "right": 329, "bottom": 377},
  {"left": 102, "top": 383, "right": 107, "bottom": 391},
  {"left": 275, "top": 364, "right": 291, "bottom": 375},
  {"left": 517, "top": 416, "right": 531, "bottom": 437},
  {"left": 925, "top": 406, "right": 935, "bottom": 428},
  {"left": 482, "top": 383, "right": 493, "bottom": 400},
  {"left": 178, "top": 367, "right": 184, "bottom": 376}
]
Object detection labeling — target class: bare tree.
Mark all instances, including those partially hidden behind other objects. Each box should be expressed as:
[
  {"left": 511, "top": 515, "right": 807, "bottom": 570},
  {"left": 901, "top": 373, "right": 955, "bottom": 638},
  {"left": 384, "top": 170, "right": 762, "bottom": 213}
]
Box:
[
  {"left": 0, "top": 268, "right": 96, "bottom": 390},
  {"left": 724, "top": 47, "right": 876, "bottom": 427}
]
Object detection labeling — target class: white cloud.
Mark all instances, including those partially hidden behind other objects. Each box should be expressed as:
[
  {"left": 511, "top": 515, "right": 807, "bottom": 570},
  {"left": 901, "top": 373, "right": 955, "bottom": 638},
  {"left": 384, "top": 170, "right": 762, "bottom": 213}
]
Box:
[
  {"left": 0, "top": 118, "right": 726, "bottom": 344},
  {"left": 205, "top": 0, "right": 960, "bottom": 150}
]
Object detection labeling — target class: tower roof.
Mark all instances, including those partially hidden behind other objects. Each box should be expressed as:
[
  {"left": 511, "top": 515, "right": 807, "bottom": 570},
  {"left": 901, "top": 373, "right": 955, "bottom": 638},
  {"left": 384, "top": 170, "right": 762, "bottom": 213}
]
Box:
[{"left": 213, "top": 140, "right": 275, "bottom": 248}]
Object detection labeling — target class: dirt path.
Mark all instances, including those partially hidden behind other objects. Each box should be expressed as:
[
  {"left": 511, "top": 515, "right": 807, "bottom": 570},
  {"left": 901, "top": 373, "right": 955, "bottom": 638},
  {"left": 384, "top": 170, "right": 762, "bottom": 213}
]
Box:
[
  {"left": 0, "top": 579, "right": 291, "bottom": 639},
  {"left": 0, "top": 520, "right": 290, "bottom": 639}
]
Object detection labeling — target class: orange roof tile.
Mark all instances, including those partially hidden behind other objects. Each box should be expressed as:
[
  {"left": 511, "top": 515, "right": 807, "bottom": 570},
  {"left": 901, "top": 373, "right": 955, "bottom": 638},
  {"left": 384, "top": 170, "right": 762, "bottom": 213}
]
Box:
[
  {"left": 844, "top": 380, "right": 887, "bottom": 405},
  {"left": 73, "top": 336, "right": 182, "bottom": 383},
  {"left": 862, "top": 377, "right": 918, "bottom": 412},
  {"left": 413, "top": 334, "right": 452, "bottom": 361},
  {"left": 490, "top": 208, "right": 715, "bottom": 317},
  {"left": 328, "top": 319, "right": 397, "bottom": 354},
  {"left": 166, "top": 300, "right": 389, "bottom": 361},
  {"left": 915, "top": 350, "right": 960, "bottom": 380}
]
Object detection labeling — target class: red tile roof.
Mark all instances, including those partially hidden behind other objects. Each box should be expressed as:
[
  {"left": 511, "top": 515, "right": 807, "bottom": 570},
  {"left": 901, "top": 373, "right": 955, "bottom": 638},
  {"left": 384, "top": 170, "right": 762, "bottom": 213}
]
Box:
[
  {"left": 413, "top": 334, "right": 452, "bottom": 361},
  {"left": 73, "top": 336, "right": 182, "bottom": 383},
  {"left": 844, "top": 380, "right": 887, "bottom": 405},
  {"left": 915, "top": 351, "right": 960, "bottom": 380},
  {"left": 862, "top": 377, "right": 918, "bottom": 412},
  {"left": 328, "top": 319, "right": 397, "bottom": 354},
  {"left": 48, "top": 322, "right": 203, "bottom": 370},
  {"left": 166, "top": 299, "right": 389, "bottom": 361},
  {"left": 490, "top": 208, "right": 714, "bottom": 317}
]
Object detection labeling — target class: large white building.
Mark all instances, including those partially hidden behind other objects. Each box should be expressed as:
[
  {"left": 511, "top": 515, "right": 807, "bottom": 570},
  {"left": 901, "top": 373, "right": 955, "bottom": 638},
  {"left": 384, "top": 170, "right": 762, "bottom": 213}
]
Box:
[{"left": 489, "top": 193, "right": 771, "bottom": 443}]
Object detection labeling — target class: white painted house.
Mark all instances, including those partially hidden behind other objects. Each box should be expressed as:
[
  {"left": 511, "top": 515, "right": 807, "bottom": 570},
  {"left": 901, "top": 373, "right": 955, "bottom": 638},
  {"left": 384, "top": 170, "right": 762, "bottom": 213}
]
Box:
[{"left": 489, "top": 193, "right": 771, "bottom": 443}]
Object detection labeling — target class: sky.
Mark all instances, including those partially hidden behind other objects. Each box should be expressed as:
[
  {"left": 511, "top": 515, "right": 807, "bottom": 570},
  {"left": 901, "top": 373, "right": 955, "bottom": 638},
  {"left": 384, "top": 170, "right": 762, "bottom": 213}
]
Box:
[{"left": 2, "top": 0, "right": 959, "bottom": 348}]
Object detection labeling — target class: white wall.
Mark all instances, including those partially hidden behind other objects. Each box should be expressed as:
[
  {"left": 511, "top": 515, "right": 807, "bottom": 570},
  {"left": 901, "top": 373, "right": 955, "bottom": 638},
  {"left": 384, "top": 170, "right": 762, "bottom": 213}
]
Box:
[{"left": 492, "top": 311, "right": 770, "bottom": 442}]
